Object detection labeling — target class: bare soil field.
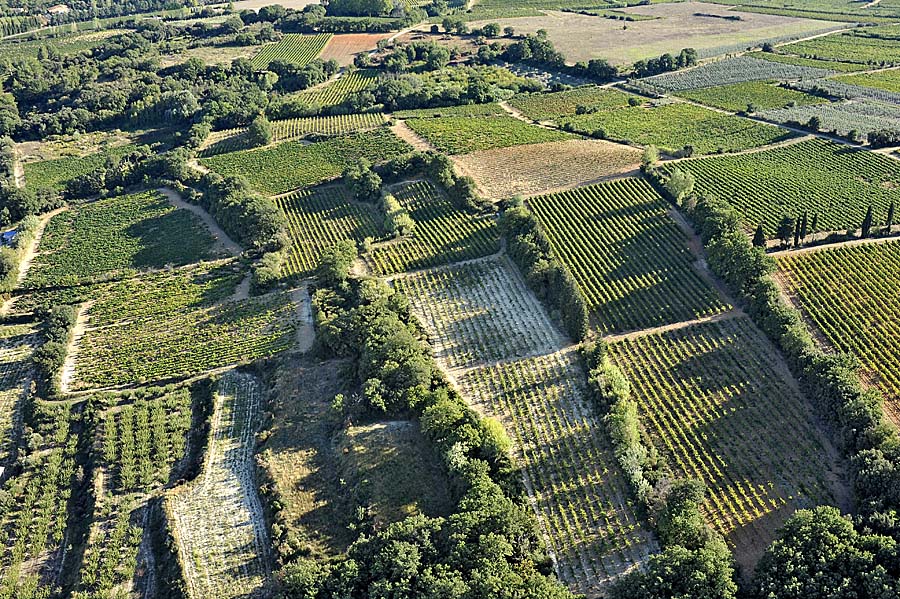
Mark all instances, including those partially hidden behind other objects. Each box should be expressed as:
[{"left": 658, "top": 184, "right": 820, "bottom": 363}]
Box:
[
  {"left": 319, "top": 33, "right": 390, "bottom": 66},
  {"left": 470, "top": 3, "right": 843, "bottom": 65},
  {"left": 452, "top": 138, "right": 641, "bottom": 199}
]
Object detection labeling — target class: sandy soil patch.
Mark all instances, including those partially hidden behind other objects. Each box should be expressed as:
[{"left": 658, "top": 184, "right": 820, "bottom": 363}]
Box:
[
  {"left": 319, "top": 33, "right": 390, "bottom": 66},
  {"left": 452, "top": 138, "right": 641, "bottom": 200},
  {"left": 470, "top": 3, "right": 843, "bottom": 65},
  {"left": 390, "top": 120, "right": 437, "bottom": 152}
]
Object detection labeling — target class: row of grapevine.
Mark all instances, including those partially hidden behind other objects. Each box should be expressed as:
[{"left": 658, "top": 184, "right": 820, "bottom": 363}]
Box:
[
  {"left": 760, "top": 100, "right": 900, "bottom": 138},
  {"left": 275, "top": 185, "right": 382, "bottom": 279},
  {"left": 527, "top": 178, "right": 729, "bottom": 335},
  {"left": 638, "top": 56, "right": 834, "bottom": 92},
  {"left": 368, "top": 180, "right": 500, "bottom": 275},
  {"left": 669, "top": 138, "right": 900, "bottom": 236},
  {"left": 249, "top": 33, "right": 332, "bottom": 69},
  {"left": 609, "top": 316, "right": 846, "bottom": 555},
  {"left": 777, "top": 240, "right": 900, "bottom": 425},
  {"left": 393, "top": 258, "right": 565, "bottom": 370},
  {"left": 296, "top": 69, "right": 380, "bottom": 107},
  {"left": 166, "top": 371, "right": 272, "bottom": 599}
]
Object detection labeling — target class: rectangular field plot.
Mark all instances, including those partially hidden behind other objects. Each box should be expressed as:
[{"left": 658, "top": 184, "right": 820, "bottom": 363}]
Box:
[
  {"left": 275, "top": 185, "right": 382, "bottom": 279},
  {"left": 760, "top": 100, "right": 900, "bottom": 138},
  {"left": 167, "top": 371, "right": 272, "bottom": 599},
  {"left": 249, "top": 32, "right": 331, "bottom": 68},
  {"left": 527, "top": 179, "right": 729, "bottom": 335},
  {"left": 777, "top": 241, "right": 900, "bottom": 426},
  {"left": 639, "top": 56, "right": 834, "bottom": 92},
  {"left": 23, "top": 144, "right": 137, "bottom": 191},
  {"left": 0, "top": 322, "right": 37, "bottom": 464},
  {"left": 68, "top": 261, "right": 298, "bottom": 391},
  {"left": 561, "top": 101, "right": 793, "bottom": 155},
  {"left": 368, "top": 180, "right": 500, "bottom": 275},
  {"left": 670, "top": 138, "right": 900, "bottom": 236},
  {"left": 780, "top": 29, "right": 900, "bottom": 65},
  {"left": 609, "top": 316, "right": 848, "bottom": 566},
  {"left": 200, "top": 129, "right": 412, "bottom": 196},
  {"left": 393, "top": 258, "right": 564, "bottom": 370},
  {"left": 835, "top": 68, "right": 900, "bottom": 94},
  {"left": 676, "top": 80, "right": 827, "bottom": 113},
  {"left": 403, "top": 115, "right": 575, "bottom": 154},
  {"left": 24, "top": 190, "right": 220, "bottom": 289},
  {"left": 453, "top": 139, "right": 641, "bottom": 200},
  {"left": 295, "top": 69, "right": 379, "bottom": 107},
  {"left": 457, "top": 351, "right": 657, "bottom": 596},
  {"left": 508, "top": 87, "right": 637, "bottom": 121}
]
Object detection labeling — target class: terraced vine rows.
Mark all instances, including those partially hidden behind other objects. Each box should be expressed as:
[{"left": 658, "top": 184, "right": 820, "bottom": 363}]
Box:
[
  {"left": 458, "top": 352, "right": 657, "bottom": 596},
  {"left": 250, "top": 33, "right": 331, "bottom": 68},
  {"left": 670, "top": 138, "right": 900, "bottom": 236},
  {"left": 609, "top": 317, "right": 847, "bottom": 560},
  {"left": 778, "top": 241, "right": 900, "bottom": 426},
  {"left": 368, "top": 180, "right": 500, "bottom": 275},
  {"left": 167, "top": 371, "right": 271, "bottom": 599},
  {"left": 527, "top": 178, "right": 728, "bottom": 334},
  {"left": 276, "top": 185, "right": 382, "bottom": 279},
  {"left": 393, "top": 258, "right": 564, "bottom": 369}
]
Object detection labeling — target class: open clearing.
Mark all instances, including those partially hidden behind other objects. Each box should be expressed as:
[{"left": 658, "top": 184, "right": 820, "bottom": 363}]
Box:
[
  {"left": 452, "top": 139, "right": 641, "bottom": 199},
  {"left": 471, "top": 3, "right": 844, "bottom": 65},
  {"left": 168, "top": 371, "right": 271, "bottom": 599}
]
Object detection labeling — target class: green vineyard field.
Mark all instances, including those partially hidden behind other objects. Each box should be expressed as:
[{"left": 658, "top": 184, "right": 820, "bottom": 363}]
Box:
[
  {"left": 249, "top": 33, "right": 332, "bottom": 68},
  {"left": 404, "top": 115, "right": 574, "bottom": 154},
  {"left": 527, "top": 178, "right": 728, "bottom": 334},
  {"left": 296, "top": 69, "right": 379, "bottom": 107},
  {"left": 508, "top": 87, "right": 637, "bottom": 121}
]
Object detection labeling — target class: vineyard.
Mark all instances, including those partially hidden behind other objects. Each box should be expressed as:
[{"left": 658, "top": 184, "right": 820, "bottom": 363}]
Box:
[
  {"left": 778, "top": 241, "right": 900, "bottom": 426},
  {"left": 0, "top": 404, "right": 80, "bottom": 596},
  {"left": 792, "top": 78, "right": 900, "bottom": 105},
  {"left": 23, "top": 144, "right": 137, "bottom": 191},
  {"left": 527, "top": 178, "right": 729, "bottom": 334},
  {"left": 200, "top": 113, "right": 388, "bottom": 157},
  {"left": 0, "top": 322, "right": 37, "bottom": 465},
  {"left": 562, "top": 101, "right": 793, "bottom": 155},
  {"left": 780, "top": 30, "right": 900, "bottom": 65},
  {"left": 392, "top": 103, "right": 505, "bottom": 118},
  {"left": 200, "top": 129, "right": 412, "bottom": 195},
  {"left": 835, "top": 68, "right": 900, "bottom": 94},
  {"left": 367, "top": 180, "right": 500, "bottom": 275},
  {"left": 639, "top": 56, "right": 834, "bottom": 92},
  {"left": 403, "top": 115, "right": 574, "bottom": 154},
  {"left": 508, "top": 87, "right": 637, "bottom": 121},
  {"left": 249, "top": 33, "right": 332, "bottom": 68},
  {"left": 608, "top": 317, "right": 847, "bottom": 561},
  {"left": 751, "top": 51, "right": 868, "bottom": 72},
  {"left": 669, "top": 138, "right": 900, "bottom": 236},
  {"left": 452, "top": 138, "right": 641, "bottom": 199},
  {"left": 393, "top": 258, "right": 565, "bottom": 370},
  {"left": 68, "top": 261, "right": 298, "bottom": 390},
  {"left": 167, "top": 371, "right": 272, "bottom": 599},
  {"left": 676, "top": 80, "right": 827, "bottom": 113},
  {"left": 275, "top": 185, "right": 382, "bottom": 279},
  {"left": 457, "top": 351, "right": 658, "bottom": 596},
  {"left": 760, "top": 100, "right": 900, "bottom": 138},
  {"left": 24, "top": 191, "right": 219, "bottom": 289},
  {"left": 295, "top": 69, "right": 379, "bottom": 107}
]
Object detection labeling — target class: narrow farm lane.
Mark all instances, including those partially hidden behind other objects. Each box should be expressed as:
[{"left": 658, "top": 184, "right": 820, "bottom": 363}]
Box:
[
  {"left": 158, "top": 187, "right": 242, "bottom": 256},
  {"left": 768, "top": 229, "right": 900, "bottom": 257}
]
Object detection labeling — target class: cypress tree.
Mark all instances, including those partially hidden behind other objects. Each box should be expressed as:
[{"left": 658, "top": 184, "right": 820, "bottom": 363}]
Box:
[
  {"left": 752, "top": 225, "right": 766, "bottom": 248},
  {"left": 800, "top": 211, "right": 808, "bottom": 243},
  {"left": 793, "top": 217, "right": 801, "bottom": 247},
  {"left": 862, "top": 205, "right": 874, "bottom": 238},
  {"left": 887, "top": 201, "right": 895, "bottom": 233},
  {"left": 811, "top": 213, "right": 818, "bottom": 235}
]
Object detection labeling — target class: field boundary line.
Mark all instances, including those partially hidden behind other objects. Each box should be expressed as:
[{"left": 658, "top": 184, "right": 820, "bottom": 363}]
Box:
[
  {"left": 12, "top": 147, "right": 24, "bottom": 188},
  {"left": 602, "top": 308, "right": 744, "bottom": 343},
  {"left": 158, "top": 187, "right": 243, "bottom": 256},
  {"left": 14, "top": 205, "right": 68, "bottom": 288},
  {"left": 768, "top": 230, "right": 900, "bottom": 257},
  {"left": 381, "top": 237, "right": 505, "bottom": 282},
  {"left": 390, "top": 119, "right": 438, "bottom": 152}
]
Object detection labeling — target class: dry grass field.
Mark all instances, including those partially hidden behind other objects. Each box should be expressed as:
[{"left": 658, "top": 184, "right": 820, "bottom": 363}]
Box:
[
  {"left": 471, "top": 3, "right": 843, "bottom": 65},
  {"left": 452, "top": 138, "right": 641, "bottom": 199}
]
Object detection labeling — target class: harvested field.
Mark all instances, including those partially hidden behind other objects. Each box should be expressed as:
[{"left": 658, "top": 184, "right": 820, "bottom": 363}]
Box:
[
  {"left": 470, "top": 3, "right": 844, "bottom": 65},
  {"left": 452, "top": 138, "right": 641, "bottom": 199},
  {"left": 318, "top": 33, "right": 390, "bottom": 66}
]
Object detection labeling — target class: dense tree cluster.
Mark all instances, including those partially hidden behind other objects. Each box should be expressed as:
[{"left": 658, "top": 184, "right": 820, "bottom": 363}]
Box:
[{"left": 632, "top": 48, "right": 698, "bottom": 78}]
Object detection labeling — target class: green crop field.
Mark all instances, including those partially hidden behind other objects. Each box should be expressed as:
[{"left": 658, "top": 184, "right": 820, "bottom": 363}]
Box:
[
  {"left": 561, "top": 101, "right": 793, "bottom": 155},
  {"left": 69, "top": 261, "right": 298, "bottom": 390},
  {"left": 404, "top": 116, "right": 575, "bottom": 154},
  {"left": 296, "top": 69, "right": 380, "bottom": 107},
  {"left": 676, "top": 81, "right": 827, "bottom": 113},
  {"left": 368, "top": 180, "right": 499, "bottom": 275},
  {"left": 200, "top": 129, "right": 412, "bottom": 195},
  {"left": 778, "top": 241, "right": 900, "bottom": 426},
  {"left": 609, "top": 316, "right": 846, "bottom": 558},
  {"left": 393, "top": 103, "right": 505, "bottom": 118},
  {"left": 23, "top": 191, "right": 219, "bottom": 289},
  {"left": 751, "top": 51, "right": 868, "bottom": 72},
  {"left": 835, "top": 69, "right": 900, "bottom": 94},
  {"left": 200, "top": 113, "right": 388, "bottom": 157},
  {"left": 781, "top": 29, "right": 900, "bottom": 65},
  {"left": 508, "top": 87, "right": 637, "bottom": 121},
  {"left": 249, "top": 33, "right": 332, "bottom": 68},
  {"left": 669, "top": 138, "right": 900, "bottom": 236},
  {"left": 640, "top": 56, "right": 834, "bottom": 92},
  {"left": 23, "top": 145, "right": 137, "bottom": 191},
  {"left": 275, "top": 185, "right": 382, "bottom": 279},
  {"left": 527, "top": 178, "right": 729, "bottom": 335}
]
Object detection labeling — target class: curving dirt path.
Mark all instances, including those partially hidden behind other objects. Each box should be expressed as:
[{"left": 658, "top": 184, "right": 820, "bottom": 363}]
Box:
[
  {"left": 390, "top": 120, "right": 438, "bottom": 152},
  {"left": 59, "top": 300, "right": 93, "bottom": 395},
  {"left": 12, "top": 148, "right": 24, "bottom": 188},
  {"left": 157, "top": 187, "right": 242, "bottom": 256},
  {"left": 15, "top": 206, "right": 67, "bottom": 287}
]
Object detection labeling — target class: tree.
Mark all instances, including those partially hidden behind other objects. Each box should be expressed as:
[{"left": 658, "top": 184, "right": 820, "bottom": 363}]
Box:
[
  {"left": 887, "top": 201, "right": 895, "bottom": 233},
  {"left": 862, "top": 204, "right": 874, "bottom": 238},
  {"left": 664, "top": 168, "right": 694, "bottom": 205},
  {"left": 777, "top": 216, "right": 795, "bottom": 248},
  {"left": 806, "top": 115, "right": 821, "bottom": 131},
  {"left": 792, "top": 217, "right": 801, "bottom": 247},
  {"left": 343, "top": 159, "right": 381, "bottom": 202},
  {"left": 317, "top": 240, "right": 357, "bottom": 287},
  {"left": 482, "top": 22, "right": 500, "bottom": 37},
  {"left": 246, "top": 114, "right": 273, "bottom": 147},
  {"left": 811, "top": 212, "right": 818, "bottom": 235},
  {"left": 752, "top": 225, "right": 766, "bottom": 248},
  {"left": 641, "top": 145, "right": 659, "bottom": 169},
  {"left": 799, "top": 210, "right": 808, "bottom": 242},
  {"left": 503, "top": 26, "right": 515, "bottom": 37}
]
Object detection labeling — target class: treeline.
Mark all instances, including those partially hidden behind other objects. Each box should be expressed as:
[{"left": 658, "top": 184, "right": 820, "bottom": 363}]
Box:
[
  {"left": 649, "top": 166, "right": 900, "bottom": 596},
  {"left": 32, "top": 304, "right": 77, "bottom": 397},
  {"left": 581, "top": 341, "right": 738, "bottom": 598},
  {"left": 499, "top": 201, "right": 589, "bottom": 341},
  {"left": 273, "top": 253, "right": 575, "bottom": 598},
  {"left": 473, "top": 32, "right": 619, "bottom": 83},
  {"left": 632, "top": 48, "right": 698, "bottom": 78}
]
